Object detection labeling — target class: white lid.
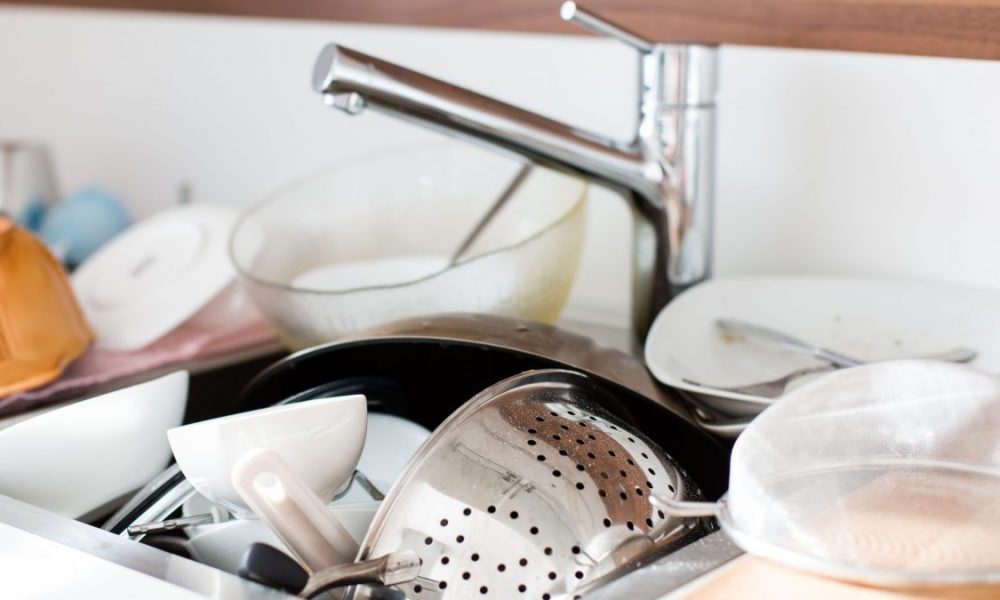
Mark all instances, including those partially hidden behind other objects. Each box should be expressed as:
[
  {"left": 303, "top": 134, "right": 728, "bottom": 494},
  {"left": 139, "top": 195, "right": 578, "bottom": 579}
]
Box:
[{"left": 73, "top": 204, "right": 243, "bottom": 351}]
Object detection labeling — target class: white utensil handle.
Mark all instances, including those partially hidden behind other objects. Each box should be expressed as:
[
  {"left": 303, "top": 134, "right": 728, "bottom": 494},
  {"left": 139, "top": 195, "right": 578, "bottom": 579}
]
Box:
[{"left": 231, "top": 448, "right": 360, "bottom": 573}]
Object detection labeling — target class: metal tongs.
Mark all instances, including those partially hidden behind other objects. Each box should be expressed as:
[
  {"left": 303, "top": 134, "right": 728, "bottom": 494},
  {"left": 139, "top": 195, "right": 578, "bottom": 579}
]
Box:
[{"left": 239, "top": 542, "right": 419, "bottom": 598}]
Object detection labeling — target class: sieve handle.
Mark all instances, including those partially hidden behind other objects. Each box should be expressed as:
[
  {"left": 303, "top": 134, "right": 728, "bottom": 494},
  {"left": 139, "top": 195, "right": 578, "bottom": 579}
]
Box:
[
  {"left": 238, "top": 542, "right": 420, "bottom": 598},
  {"left": 650, "top": 494, "right": 719, "bottom": 518},
  {"left": 300, "top": 550, "right": 421, "bottom": 598}
]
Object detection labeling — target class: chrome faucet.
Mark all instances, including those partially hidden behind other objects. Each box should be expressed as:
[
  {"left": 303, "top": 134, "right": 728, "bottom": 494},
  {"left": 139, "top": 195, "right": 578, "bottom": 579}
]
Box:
[{"left": 311, "top": 2, "right": 717, "bottom": 341}]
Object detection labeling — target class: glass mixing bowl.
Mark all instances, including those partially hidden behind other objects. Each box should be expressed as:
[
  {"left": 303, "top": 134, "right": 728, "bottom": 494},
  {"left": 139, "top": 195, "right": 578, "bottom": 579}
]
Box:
[{"left": 230, "top": 143, "right": 589, "bottom": 349}]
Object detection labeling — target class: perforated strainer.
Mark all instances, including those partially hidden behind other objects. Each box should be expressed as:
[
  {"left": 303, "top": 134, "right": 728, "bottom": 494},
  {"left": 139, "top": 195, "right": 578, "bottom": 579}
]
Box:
[
  {"left": 350, "top": 369, "right": 708, "bottom": 599},
  {"left": 656, "top": 360, "right": 1000, "bottom": 586}
]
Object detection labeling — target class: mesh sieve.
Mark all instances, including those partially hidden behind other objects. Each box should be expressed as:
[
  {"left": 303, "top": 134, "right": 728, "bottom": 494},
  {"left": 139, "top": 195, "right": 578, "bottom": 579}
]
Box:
[
  {"left": 350, "top": 369, "right": 707, "bottom": 599},
  {"left": 658, "top": 360, "right": 1000, "bottom": 586}
]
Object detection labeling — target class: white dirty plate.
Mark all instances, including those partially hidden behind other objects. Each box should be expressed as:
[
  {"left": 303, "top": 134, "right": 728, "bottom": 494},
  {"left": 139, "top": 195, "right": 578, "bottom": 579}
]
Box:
[
  {"left": 73, "top": 204, "right": 253, "bottom": 351},
  {"left": 644, "top": 276, "right": 1000, "bottom": 416}
]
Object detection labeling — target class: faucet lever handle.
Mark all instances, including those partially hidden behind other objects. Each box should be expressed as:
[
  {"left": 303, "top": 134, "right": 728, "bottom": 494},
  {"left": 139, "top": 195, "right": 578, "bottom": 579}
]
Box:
[{"left": 559, "top": 1, "right": 654, "bottom": 54}]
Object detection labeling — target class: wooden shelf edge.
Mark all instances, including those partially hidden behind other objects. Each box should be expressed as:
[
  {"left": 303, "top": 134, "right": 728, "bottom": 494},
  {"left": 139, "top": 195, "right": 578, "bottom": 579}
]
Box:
[{"left": 4, "top": 0, "right": 1000, "bottom": 60}]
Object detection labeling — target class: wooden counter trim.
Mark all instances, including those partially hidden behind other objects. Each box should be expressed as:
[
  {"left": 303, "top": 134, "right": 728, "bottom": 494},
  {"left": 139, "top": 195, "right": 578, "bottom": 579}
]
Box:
[{"left": 6, "top": 0, "right": 1000, "bottom": 60}]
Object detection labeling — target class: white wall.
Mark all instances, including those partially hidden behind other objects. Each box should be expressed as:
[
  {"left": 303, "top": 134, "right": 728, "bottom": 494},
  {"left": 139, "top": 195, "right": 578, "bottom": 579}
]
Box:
[{"left": 2, "top": 6, "right": 1000, "bottom": 327}]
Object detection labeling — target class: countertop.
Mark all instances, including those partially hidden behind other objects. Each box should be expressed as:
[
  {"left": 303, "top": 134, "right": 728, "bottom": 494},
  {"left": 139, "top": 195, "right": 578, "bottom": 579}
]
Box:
[{"left": 0, "top": 494, "right": 292, "bottom": 599}]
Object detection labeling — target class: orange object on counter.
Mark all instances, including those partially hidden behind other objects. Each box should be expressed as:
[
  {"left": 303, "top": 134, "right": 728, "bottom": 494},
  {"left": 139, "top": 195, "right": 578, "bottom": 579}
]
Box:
[{"left": 0, "top": 216, "right": 93, "bottom": 396}]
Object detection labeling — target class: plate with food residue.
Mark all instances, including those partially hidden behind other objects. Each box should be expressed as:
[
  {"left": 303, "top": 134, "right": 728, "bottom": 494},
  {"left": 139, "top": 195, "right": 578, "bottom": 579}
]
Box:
[{"left": 644, "top": 276, "right": 1000, "bottom": 416}]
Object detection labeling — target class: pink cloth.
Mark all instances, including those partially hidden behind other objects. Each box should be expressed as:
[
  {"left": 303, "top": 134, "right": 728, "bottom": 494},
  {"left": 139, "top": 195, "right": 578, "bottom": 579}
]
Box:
[{"left": 0, "top": 318, "right": 279, "bottom": 416}]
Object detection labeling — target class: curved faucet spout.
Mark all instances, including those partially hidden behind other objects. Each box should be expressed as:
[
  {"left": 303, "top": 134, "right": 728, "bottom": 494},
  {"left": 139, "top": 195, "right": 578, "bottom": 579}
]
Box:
[
  {"left": 312, "top": 45, "right": 660, "bottom": 204},
  {"left": 311, "top": 24, "right": 717, "bottom": 341}
]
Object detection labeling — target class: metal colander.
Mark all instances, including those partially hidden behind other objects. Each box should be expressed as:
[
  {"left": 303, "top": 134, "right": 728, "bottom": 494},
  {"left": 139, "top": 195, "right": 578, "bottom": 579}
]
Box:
[{"left": 351, "top": 369, "right": 707, "bottom": 599}]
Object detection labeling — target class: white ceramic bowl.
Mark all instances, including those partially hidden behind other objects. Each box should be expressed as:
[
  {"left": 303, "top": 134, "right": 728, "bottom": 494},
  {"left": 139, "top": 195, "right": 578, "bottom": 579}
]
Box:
[
  {"left": 183, "top": 413, "right": 432, "bottom": 572},
  {"left": 167, "top": 394, "right": 367, "bottom": 518},
  {"left": 0, "top": 371, "right": 188, "bottom": 519}
]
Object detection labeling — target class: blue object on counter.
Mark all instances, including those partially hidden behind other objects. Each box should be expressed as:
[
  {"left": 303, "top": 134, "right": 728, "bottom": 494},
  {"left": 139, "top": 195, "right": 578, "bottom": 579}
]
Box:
[
  {"left": 16, "top": 197, "right": 49, "bottom": 232},
  {"left": 39, "top": 188, "right": 131, "bottom": 268}
]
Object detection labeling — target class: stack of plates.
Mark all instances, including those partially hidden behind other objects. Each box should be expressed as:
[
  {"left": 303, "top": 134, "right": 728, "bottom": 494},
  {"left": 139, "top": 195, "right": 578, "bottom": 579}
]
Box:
[{"left": 644, "top": 276, "right": 1000, "bottom": 435}]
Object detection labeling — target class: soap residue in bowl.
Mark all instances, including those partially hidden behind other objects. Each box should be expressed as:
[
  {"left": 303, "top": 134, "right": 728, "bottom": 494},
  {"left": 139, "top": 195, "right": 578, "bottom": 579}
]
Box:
[{"left": 292, "top": 255, "right": 450, "bottom": 292}]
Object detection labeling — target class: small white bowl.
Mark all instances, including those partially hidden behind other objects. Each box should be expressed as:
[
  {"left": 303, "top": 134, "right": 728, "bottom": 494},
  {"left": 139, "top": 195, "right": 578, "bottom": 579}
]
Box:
[
  {"left": 167, "top": 394, "right": 367, "bottom": 518},
  {"left": 0, "top": 371, "right": 188, "bottom": 519},
  {"left": 184, "top": 413, "right": 431, "bottom": 574}
]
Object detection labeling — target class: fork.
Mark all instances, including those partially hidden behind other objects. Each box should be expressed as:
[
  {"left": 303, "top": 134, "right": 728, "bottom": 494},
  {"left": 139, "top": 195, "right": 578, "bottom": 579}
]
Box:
[
  {"left": 682, "top": 345, "right": 978, "bottom": 399},
  {"left": 682, "top": 365, "right": 833, "bottom": 399}
]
